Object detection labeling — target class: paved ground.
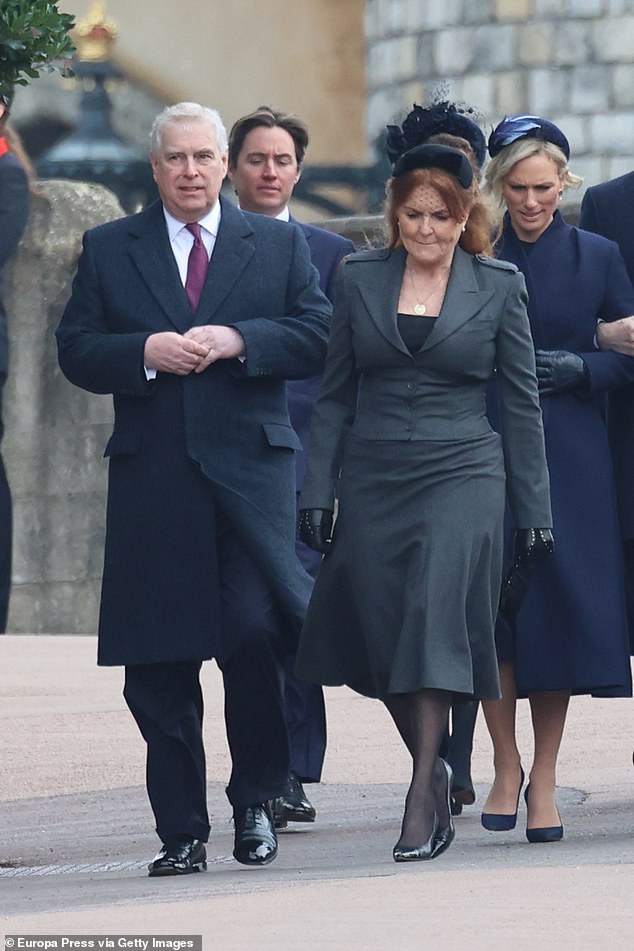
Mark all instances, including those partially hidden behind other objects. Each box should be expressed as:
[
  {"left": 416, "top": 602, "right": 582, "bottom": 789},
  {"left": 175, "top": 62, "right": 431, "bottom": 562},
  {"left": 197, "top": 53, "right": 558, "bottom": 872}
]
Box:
[{"left": 1, "top": 635, "right": 633, "bottom": 949}]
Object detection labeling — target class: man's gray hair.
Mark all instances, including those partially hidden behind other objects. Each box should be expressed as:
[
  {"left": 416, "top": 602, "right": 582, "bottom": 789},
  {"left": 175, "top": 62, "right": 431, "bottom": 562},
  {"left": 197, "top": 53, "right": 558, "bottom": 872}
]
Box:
[{"left": 150, "top": 102, "right": 228, "bottom": 154}]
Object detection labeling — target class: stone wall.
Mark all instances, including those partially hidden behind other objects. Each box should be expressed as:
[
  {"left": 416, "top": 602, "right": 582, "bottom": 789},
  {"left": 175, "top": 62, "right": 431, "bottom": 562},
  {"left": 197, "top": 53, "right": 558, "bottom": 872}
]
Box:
[
  {"left": 365, "top": 0, "right": 634, "bottom": 191},
  {"left": 4, "top": 181, "right": 122, "bottom": 634}
]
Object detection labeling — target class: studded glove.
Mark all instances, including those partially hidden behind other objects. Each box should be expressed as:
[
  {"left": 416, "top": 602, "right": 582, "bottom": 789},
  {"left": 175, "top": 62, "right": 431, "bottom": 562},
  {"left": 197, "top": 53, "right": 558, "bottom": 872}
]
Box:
[
  {"left": 499, "top": 528, "right": 554, "bottom": 622},
  {"left": 298, "top": 509, "right": 333, "bottom": 554}
]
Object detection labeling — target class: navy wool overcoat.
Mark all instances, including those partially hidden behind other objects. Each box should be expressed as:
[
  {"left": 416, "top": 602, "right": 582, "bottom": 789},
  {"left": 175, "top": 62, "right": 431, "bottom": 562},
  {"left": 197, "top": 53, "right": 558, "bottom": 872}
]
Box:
[
  {"left": 493, "top": 211, "right": 634, "bottom": 697},
  {"left": 56, "top": 198, "right": 331, "bottom": 666}
]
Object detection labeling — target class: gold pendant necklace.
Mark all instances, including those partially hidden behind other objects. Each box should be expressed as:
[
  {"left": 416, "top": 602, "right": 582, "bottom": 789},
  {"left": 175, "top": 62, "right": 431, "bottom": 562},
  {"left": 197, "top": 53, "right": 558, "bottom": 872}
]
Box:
[{"left": 407, "top": 266, "right": 448, "bottom": 316}]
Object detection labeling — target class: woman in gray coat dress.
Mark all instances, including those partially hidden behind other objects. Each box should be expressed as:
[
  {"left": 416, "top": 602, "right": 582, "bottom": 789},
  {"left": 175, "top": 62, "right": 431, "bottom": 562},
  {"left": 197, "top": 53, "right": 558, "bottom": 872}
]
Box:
[{"left": 295, "top": 144, "right": 553, "bottom": 863}]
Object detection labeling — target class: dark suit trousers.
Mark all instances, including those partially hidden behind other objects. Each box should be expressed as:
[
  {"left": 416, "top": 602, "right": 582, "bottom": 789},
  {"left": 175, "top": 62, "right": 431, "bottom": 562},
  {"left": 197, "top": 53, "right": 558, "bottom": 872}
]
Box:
[
  {"left": 123, "top": 510, "right": 290, "bottom": 843},
  {"left": 0, "top": 375, "right": 11, "bottom": 633},
  {"left": 283, "top": 512, "right": 327, "bottom": 783},
  {"left": 622, "top": 540, "right": 634, "bottom": 654}
]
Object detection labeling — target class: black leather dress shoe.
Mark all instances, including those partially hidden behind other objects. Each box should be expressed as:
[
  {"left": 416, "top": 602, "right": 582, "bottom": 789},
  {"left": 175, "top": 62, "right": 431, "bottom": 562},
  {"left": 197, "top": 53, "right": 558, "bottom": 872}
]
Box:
[
  {"left": 147, "top": 838, "right": 207, "bottom": 877},
  {"left": 451, "top": 783, "right": 476, "bottom": 808},
  {"left": 273, "top": 772, "right": 316, "bottom": 828},
  {"left": 450, "top": 783, "right": 476, "bottom": 816},
  {"left": 233, "top": 801, "right": 278, "bottom": 866},
  {"left": 450, "top": 797, "right": 463, "bottom": 817}
]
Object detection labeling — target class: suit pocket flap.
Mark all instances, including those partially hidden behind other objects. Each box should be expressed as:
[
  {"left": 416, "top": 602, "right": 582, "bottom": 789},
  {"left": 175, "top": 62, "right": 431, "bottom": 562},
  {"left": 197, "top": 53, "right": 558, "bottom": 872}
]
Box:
[
  {"left": 103, "top": 431, "right": 142, "bottom": 457},
  {"left": 262, "top": 423, "right": 302, "bottom": 450}
]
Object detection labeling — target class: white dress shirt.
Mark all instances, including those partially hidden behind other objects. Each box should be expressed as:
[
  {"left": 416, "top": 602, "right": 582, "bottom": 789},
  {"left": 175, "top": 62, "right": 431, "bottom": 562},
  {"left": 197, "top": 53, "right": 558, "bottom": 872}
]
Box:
[
  {"left": 238, "top": 202, "right": 290, "bottom": 223},
  {"left": 163, "top": 201, "right": 221, "bottom": 280},
  {"left": 145, "top": 202, "right": 222, "bottom": 379}
]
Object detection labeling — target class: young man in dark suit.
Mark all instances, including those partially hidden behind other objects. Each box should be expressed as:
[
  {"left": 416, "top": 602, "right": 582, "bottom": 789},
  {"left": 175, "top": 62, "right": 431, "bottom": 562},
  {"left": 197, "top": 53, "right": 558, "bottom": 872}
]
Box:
[
  {"left": 57, "top": 102, "right": 330, "bottom": 873},
  {"left": 580, "top": 176, "right": 634, "bottom": 671},
  {"left": 0, "top": 86, "right": 30, "bottom": 633},
  {"left": 228, "top": 107, "right": 354, "bottom": 826}
]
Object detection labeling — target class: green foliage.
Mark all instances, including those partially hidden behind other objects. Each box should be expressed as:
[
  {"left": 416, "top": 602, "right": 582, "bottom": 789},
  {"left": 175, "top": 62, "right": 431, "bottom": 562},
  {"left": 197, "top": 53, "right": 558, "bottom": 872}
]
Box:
[{"left": 0, "top": 0, "right": 75, "bottom": 94}]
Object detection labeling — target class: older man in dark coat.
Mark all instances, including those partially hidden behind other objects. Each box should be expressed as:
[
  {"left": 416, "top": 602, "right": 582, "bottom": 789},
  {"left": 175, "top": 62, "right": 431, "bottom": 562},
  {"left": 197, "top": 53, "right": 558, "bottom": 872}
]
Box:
[{"left": 56, "top": 102, "right": 330, "bottom": 873}]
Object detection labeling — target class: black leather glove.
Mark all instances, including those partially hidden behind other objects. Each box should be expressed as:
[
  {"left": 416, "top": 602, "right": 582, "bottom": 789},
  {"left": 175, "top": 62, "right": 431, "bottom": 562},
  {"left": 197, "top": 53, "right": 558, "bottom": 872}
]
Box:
[
  {"left": 499, "top": 528, "right": 554, "bottom": 623},
  {"left": 298, "top": 509, "right": 333, "bottom": 554},
  {"left": 534, "top": 349, "right": 588, "bottom": 396}
]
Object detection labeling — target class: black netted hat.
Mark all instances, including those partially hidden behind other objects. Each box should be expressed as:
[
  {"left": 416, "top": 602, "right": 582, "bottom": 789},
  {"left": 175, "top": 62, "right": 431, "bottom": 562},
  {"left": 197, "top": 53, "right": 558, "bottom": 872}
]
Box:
[
  {"left": 386, "top": 101, "right": 486, "bottom": 169},
  {"left": 392, "top": 144, "right": 474, "bottom": 189}
]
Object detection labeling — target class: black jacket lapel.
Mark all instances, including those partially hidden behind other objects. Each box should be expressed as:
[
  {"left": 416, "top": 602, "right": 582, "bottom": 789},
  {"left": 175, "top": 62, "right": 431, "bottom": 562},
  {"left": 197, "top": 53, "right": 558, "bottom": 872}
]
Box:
[
  {"left": 127, "top": 202, "right": 191, "bottom": 332},
  {"left": 355, "top": 248, "right": 411, "bottom": 357},
  {"left": 194, "top": 199, "right": 255, "bottom": 323}
]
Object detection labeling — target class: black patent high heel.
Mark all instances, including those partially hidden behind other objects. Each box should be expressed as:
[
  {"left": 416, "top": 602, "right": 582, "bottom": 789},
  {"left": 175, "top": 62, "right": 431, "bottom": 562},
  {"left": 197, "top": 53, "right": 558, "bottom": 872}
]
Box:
[
  {"left": 431, "top": 758, "right": 456, "bottom": 859},
  {"left": 524, "top": 784, "right": 564, "bottom": 843},
  {"left": 393, "top": 812, "right": 439, "bottom": 862}
]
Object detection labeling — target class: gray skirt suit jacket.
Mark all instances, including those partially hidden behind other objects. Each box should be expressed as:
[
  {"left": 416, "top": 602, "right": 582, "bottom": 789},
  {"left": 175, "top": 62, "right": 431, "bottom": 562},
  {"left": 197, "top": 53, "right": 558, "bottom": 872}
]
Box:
[{"left": 295, "top": 245, "right": 552, "bottom": 700}]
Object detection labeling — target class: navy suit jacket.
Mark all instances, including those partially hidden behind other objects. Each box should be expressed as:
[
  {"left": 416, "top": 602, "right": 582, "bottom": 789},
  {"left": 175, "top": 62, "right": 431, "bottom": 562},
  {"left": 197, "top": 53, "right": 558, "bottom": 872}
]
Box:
[
  {"left": 580, "top": 172, "right": 634, "bottom": 285},
  {"left": 580, "top": 174, "right": 634, "bottom": 537},
  {"left": 56, "top": 197, "right": 331, "bottom": 665},
  {"left": 287, "top": 220, "right": 354, "bottom": 488},
  {"left": 0, "top": 150, "right": 29, "bottom": 376}
]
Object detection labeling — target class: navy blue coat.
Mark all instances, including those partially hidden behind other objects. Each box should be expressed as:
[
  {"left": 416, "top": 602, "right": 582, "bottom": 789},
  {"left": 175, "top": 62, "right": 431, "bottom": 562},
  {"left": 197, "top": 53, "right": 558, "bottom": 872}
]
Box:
[
  {"left": 579, "top": 174, "right": 634, "bottom": 538},
  {"left": 0, "top": 149, "right": 29, "bottom": 376},
  {"left": 282, "top": 221, "right": 353, "bottom": 779},
  {"left": 56, "top": 198, "right": 331, "bottom": 666},
  {"left": 493, "top": 211, "right": 634, "bottom": 697}
]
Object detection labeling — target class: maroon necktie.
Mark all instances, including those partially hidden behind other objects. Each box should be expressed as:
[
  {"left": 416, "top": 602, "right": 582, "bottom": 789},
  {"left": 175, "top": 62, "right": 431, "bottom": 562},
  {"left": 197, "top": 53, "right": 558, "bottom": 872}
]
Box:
[{"left": 185, "top": 222, "right": 208, "bottom": 311}]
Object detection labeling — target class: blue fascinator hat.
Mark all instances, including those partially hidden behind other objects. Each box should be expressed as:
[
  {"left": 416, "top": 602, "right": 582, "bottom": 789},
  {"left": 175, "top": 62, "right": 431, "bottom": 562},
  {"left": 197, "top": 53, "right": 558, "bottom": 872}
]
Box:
[{"left": 488, "top": 115, "right": 570, "bottom": 160}]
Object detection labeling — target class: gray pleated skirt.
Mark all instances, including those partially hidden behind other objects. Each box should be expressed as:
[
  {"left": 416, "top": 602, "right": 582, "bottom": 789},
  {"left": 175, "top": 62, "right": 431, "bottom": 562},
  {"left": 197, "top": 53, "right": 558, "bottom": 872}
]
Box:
[{"left": 295, "top": 431, "right": 506, "bottom": 700}]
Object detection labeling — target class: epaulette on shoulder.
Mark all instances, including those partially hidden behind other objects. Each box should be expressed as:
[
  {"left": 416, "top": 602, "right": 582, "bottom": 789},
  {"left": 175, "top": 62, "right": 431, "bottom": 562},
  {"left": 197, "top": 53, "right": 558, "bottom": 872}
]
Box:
[
  {"left": 475, "top": 254, "right": 518, "bottom": 273},
  {"left": 344, "top": 248, "right": 390, "bottom": 264}
]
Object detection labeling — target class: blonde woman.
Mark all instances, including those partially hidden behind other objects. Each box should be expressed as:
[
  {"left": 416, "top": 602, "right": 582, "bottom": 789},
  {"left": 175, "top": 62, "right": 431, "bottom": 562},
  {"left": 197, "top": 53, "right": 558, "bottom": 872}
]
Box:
[{"left": 481, "top": 116, "right": 634, "bottom": 843}]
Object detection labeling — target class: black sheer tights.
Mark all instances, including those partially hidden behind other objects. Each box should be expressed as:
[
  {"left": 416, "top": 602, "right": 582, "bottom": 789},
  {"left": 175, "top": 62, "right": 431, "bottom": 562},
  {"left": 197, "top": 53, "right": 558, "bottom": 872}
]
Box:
[{"left": 384, "top": 688, "right": 452, "bottom": 848}]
